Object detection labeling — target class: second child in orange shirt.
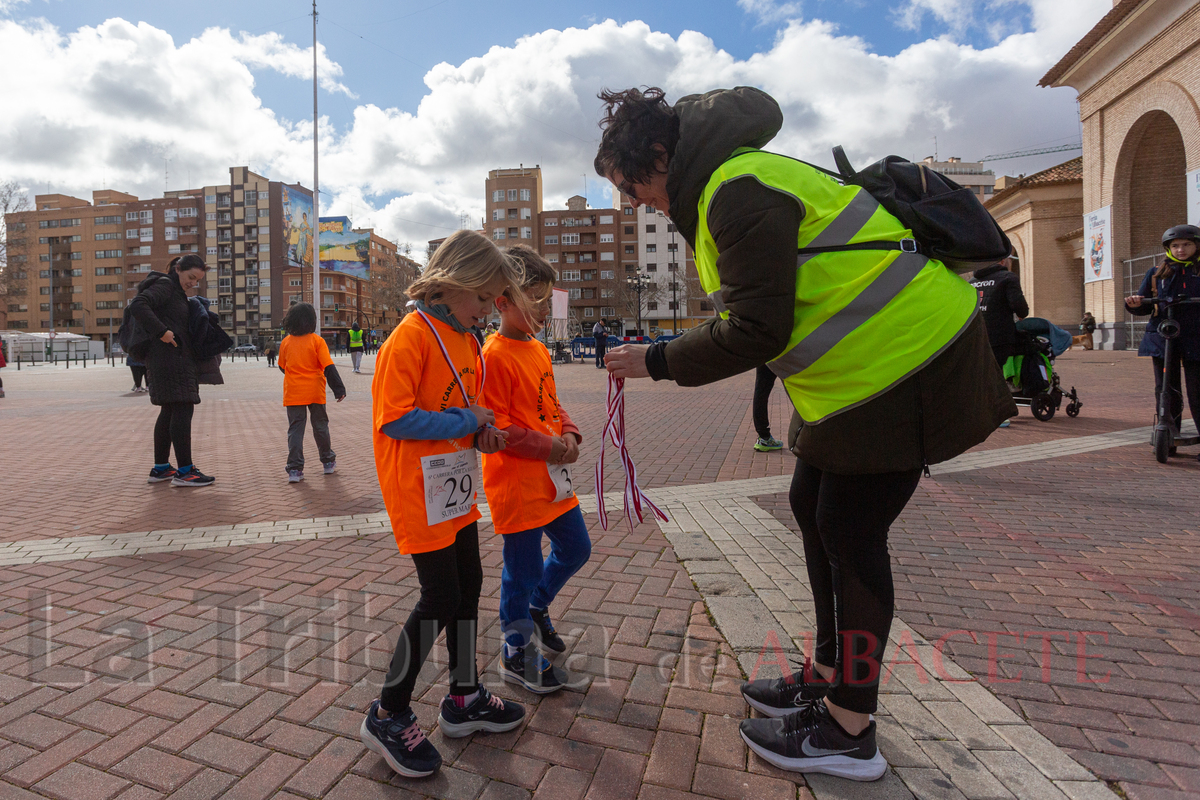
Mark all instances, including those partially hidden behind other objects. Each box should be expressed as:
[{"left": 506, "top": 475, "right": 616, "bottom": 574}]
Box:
[
  {"left": 277, "top": 302, "right": 346, "bottom": 483},
  {"left": 481, "top": 246, "right": 589, "bottom": 695}
]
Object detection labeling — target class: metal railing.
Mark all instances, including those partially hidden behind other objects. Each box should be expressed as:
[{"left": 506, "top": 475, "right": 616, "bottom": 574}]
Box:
[{"left": 1123, "top": 253, "right": 1160, "bottom": 351}]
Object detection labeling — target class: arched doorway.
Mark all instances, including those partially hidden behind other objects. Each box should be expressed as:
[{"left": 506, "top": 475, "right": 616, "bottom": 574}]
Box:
[{"left": 1113, "top": 110, "right": 1187, "bottom": 348}]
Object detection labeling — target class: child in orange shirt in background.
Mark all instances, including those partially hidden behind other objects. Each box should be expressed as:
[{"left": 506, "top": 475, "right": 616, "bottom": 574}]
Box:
[
  {"left": 481, "top": 246, "right": 588, "bottom": 695},
  {"left": 278, "top": 302, "right": 346, "bottom": 483},
  {"left": 361, "top": 230, "right": 528, "bottom": 779}
]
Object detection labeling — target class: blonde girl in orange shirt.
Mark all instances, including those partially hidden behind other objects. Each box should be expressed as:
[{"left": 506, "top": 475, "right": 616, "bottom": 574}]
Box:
[{"left": 362, "top": 230, "right": 529, "bottom": 779}]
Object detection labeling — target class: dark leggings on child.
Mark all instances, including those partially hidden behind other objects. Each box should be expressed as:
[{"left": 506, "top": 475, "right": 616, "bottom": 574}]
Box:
[
  {"left": 154, "top": 402, "right": 194, "bottom": 467},
  {"left": 1152, "top": 355, "right": 1200, "bottom": 432},
  {"left": 789, "top": 459, "right": 922, "bottom": 715},
  {"left": 380, "top": 522, "right": 483, "bottom": 713},
  {"left": 752, "top": 365, "right": 779, "bottom": 440},
  {"left": 130, "top": 365, "right": 147, "bottom": 388}
]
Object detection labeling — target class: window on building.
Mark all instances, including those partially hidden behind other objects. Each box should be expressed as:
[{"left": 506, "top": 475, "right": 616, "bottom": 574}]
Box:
[
  {"left": 95, "top": 267, "right": 122, "bottom": 276},
  {"left": 600, "top": 233, "right": 614, "bottom": 243},
  {"left": 520, "top": 188, "right": 531, "bottom": 201},
  {"left": 667, "top": 242, "right": 678, "bottom": 251},
  {"left": 164, "top": 208, "right": 177, "bottom": 223},
  {"left": 584, "top": 307, "right": 594, "bottom": 317},
  {"left": 646, "top": 224, "right": 657, "bottom": 233},
  {"left": 96, "top": 300, "right": 123, "bottom": 310},
  {"left": 521, "top": 227, "right": 532, "bottom": 239},
  {"left": 544, "top": 235, "right": 558, "bottom": 245},
  {"left": 140, "top": 227, "right": 153, "bottom": 241},
  {"left": 561, "top": 270, "right": 580, "bottom": 281},
  {"left": 323, "top": 277, "right": 333, "bottom": 289},
  {"left": 290, "top": 278, "right": 302, "bottom": 287},
  {"left": 646, "top": 263, "right": 657, "bottom": 272},
  {"left": 562, "top": 233, "right": 580, "bottom": 245},
  {"left": 139, "top": 210, "right": 153, "bottom": 223},
  {"left": 624, "top": 226, "right": 634, "bottom": 235},
  {"left": 126, "top": 228, "right": 138, "bottom": 239},
  {"left": 646, "top": 244, "right": 658, "bottom": 253},
  {"left": 492, "top": 189, "right": 504, "bottom": 202},
  {"left": 582, "top": 288, "right": 595, "bottom": 299},
  {"left": 547, "top": 253, "right": 559, "bottom": 263},
  {"left": 564, "top": 253, "right": 576, "bottom": 263},
  {"left": 624, "top": 245, "right": 635, "bottom": 255},
  {"left": 669, "top": 301, "right": 679, "bottom": 310},
  {"left": 623, "top": 207, "right": 634, "bottom": 216},
  {"left": 544, "top": 217, "right": 557, "bottom": 226},
  {"left": 125, "top": 211, "right": 139, "bottom": 221},
  {"left": 646, "top": 206, "right": 657, "bottom": 213},
  {"left": 179, "top": 207, "right": 197, "bottom": 218},
  {"left": 567, "top": 288, "right": 581, "bottom": 299},
  {"left": 494, "top": 229, "right": 507, "bottom": 240},
  {"left": 94, "top": 250, "right": 123, "bottom": 259},
  {"left": 94, "top": 215, "right": 121, "bottom": 225},
  {"left": 507, "top": 208, "right": 518, "bottom": 220},
  {"left": 507, "top": 189, "right": 518, "bottom": 201},
  {"left": 647, "top": 301, "right": 658, "bottom": 310},
  {"left": 599, "top": 215, "right": 613, "bottom": 225},
  {"left": 165, "top": 227, "right": 178, "bottom": 241},
  {"left": 218, "top": 277, "right": 231, "bottom": 291},
  {"left": 508, "top": 227, "right": 518, "bottom": 239},
  {"left": 601, "top": 288, "right": 614, "bottom": 298},
  {"left": 493, "top": 209, "right": 504, "bottom": 221},
  {"left": 95, "top": 283, "right": 120, "bottom": 292},
  {"left": 600, "top": 252, "right": 614, "bottom": 261},
  {"left": 94, "top": 232, "right": 120, "bottom": 241},
  {"left": 245, "top": 191, "right": 258, "bottom": 203},
  {"left": 600, "top": 270, "right": 614, "bottom": 280},
  {"left": 601, "top": 306, "right": 614, "bottom": 317},
  {"left": 521, "top": 207, "right": 532, "bottom": 220}
]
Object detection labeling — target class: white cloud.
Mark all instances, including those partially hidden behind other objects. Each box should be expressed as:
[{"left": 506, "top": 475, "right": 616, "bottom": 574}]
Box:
[
  {"left": 0, "top": 0, "right": 30, "bottom": 16},
  {"left": 0, "top": 4, "right": 1110, "bottom": 250},
  {"left": 738, "top": 0, "right": 804, "bottom": 26}
]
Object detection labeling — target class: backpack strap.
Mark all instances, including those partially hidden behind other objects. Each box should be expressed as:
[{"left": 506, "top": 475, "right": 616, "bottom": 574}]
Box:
[
  {"left": 797, "top": 239, "right": 919, "bottom": 257},
  {"left": 832, "top": 146, "right": 855, "bottom": 179}
]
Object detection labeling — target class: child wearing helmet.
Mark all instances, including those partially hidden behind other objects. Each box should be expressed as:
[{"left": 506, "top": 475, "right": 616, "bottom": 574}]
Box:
[{"left": 1124, "top": 225, "right": 1200, "bottom": 447}]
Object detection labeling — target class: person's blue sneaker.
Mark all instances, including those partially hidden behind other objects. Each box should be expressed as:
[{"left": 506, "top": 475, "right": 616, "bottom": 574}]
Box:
[
  {"left": 998, "top": 420, "right": 1011, "bottom": 428},
  {"left": 288, "top": 469, "right": 304, "bottom": 483},
  {"left": 360, "top": 700, "right": 442, "bottom": 778},
  {"left": 147, "top": 465, "right": 177, "bottom": 484},
  {"left": 501, "top": 645, "right": 567, "bottom": 695},
  {"left": 529, "top": 607, "right": 566, "bottom": 652},
  {"left": 323, "top": 461, "right": 336, "bottom": 475},
  {"left": 437, "top": 684, "right": 524, "bottom": 737},
  {"left": 171, "top": 467, "right": 214, "bottom": 487}
]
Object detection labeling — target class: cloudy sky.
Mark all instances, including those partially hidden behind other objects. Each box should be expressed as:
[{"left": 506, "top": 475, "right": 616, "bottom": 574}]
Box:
[{"left": 0, "top": 0, "right": 1108, "bottom": 252}]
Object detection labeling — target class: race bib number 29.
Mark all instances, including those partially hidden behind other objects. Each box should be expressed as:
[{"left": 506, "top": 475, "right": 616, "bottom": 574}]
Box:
[{"left": 421, "top": 450, "right": 479, "bottom": 527}]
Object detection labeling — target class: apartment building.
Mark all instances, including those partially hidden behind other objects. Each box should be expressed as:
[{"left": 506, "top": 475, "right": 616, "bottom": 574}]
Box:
[
  {"left": 486, "top": 167, "right": 542, "bottom": 247},
  {"left": 629, "top": 198, "right": 706, "bottom": 335},
  {"left": 3, "top": 189, "right": 202, "bottom": 342},
  {"left": 540, "top": 196, "right": 624, "bottom": 326},
  {"left": 922, "top": 157, "right": 996, "bottom": 203}
]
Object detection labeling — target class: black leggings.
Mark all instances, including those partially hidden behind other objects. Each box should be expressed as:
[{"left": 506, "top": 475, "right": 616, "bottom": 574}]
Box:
[
  {"left": 790, "top": 459, "right": 922, "bottom": 714},
  {"left": 1152, "top": 355, "right": 1200, "bottom": 433},
  {"left": 752, "top": 365, "right": 779, "bottom": 439},
  {"left": 130, "top": 365, "right": 147, "bottom": 388},
  {"left": 380, "top": 522, "right": 483, "bottom": 713},
  {"left": 153, "top": 402, "right": 195, "bottom": 467}
]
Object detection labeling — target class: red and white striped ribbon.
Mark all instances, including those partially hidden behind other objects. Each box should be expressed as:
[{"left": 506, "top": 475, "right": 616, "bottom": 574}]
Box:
[
  {"left": 595, "top": 374, "right": 669, "bottom": 531},
  {"left": 414, "top": 307, "right": 485, "bottom": 406}
]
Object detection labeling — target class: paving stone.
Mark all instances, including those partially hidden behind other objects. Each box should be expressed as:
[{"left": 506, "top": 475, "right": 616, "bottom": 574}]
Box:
[
  {"left": 974, "top": 750, "right": 1072, "bottom": 800},
  {"left": 32, "top": 761, "right": 131, "bottom": 800},
  {"left": 990, "top": 724, "right": 1095, "bottom": 781},
  {"left": 917, "top": 740, "right": 1015, "bottom": 800},
  {"left": 806, "top": 770, "right": 917, "bottom": 800}
]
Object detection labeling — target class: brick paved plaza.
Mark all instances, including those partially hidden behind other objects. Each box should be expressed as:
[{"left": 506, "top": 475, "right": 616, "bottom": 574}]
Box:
[{"left": 0, "top": 348, "right": 1196, "bottom": 800}]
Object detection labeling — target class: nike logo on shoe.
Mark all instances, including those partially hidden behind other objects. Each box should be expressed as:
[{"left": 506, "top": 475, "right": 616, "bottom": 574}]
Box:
[{"left": 801, "top": 736, "right": 856, "bottom": 757}]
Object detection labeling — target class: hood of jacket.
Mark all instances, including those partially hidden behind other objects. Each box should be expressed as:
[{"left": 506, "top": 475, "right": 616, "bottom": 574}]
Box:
[
  {"left": 666, "top": 87, "right": 784, "bottom": 245},
  {"left": 972, "top": 264, "right": 1008, "bottom": 281}
]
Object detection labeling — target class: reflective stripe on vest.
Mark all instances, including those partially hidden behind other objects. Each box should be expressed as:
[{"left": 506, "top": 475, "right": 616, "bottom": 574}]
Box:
[
  {"left": 349, "top": 329, "right": 363, "bottom": 347},
  {"left": 694, "top": 148, "right": 977, "bottom": 424}
]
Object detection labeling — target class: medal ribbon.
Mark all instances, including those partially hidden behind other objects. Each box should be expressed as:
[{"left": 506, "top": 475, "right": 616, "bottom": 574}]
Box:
[
  {"left": 595, "top": 374, "right": 668, "bottom": 531},
  {"left": 415, "top": 308, "right": 486, "bottom": 408}
]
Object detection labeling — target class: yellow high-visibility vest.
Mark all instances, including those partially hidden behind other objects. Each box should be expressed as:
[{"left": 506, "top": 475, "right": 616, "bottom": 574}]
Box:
[{"left": 695, "top": 148, "right": 977, "bottom": 424}]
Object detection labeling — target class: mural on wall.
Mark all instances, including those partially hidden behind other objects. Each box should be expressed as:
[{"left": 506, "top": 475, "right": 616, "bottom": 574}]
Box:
[
  {"left": 318, "top": 216, "right": 370, "bottom": 280},
  {"left": 282, "top": 186, "right": 314, "bottom": 271},
  {"left": 1084, "top": 205, "right": 1112, "bottom": 284}
]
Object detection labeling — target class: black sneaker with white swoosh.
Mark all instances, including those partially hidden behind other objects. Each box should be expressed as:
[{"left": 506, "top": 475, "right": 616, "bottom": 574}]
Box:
[
  {"left": 740, "top": 658, "right": 829, "bottom": 717},
  {"left": 739, "top": 699, "right": 887, "bottom": 781}
]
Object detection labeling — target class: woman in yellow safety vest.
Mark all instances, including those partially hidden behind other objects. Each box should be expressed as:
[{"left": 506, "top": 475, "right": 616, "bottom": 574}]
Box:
[
  {"left": 598, "top": 86, "right": 1014, "bottom": 783},
  {"left": 349, "top": 322, "right": 364, "bottom": 373}
]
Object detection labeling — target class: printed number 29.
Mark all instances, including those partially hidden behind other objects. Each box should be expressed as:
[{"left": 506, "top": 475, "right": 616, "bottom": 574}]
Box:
[{"left": 443, "top": 473, "right": 473, "bottom": 510}]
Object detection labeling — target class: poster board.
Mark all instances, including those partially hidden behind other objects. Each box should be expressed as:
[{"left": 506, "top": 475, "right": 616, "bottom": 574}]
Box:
[
  {"left": 549, "top": 287, "right": 570, "bottom": 340},
  {"left": 1083, "top": 205, "right": 1112, "bottom": 284},
  {"left": 282, "top": 186, "right": 314, "bottom": 271},
  {"left": 1188, "top": 169, "right": 1200, "bottom": 227},
  {"left": 318, "top": 216, "right": 370, "bottom": 280}
]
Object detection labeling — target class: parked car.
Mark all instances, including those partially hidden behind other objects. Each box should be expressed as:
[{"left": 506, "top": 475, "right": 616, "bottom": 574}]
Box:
[{"left": 231, "top": 344, "right": 258, "bottom": 354}]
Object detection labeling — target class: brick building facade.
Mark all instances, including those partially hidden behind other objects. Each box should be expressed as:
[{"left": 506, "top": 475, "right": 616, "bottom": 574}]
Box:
[{"left": 1041, "top": 0, "right": 1200, "bottom": 348}]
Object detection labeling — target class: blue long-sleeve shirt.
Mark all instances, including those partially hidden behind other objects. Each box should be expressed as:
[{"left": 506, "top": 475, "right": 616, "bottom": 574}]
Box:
[{"left": 381, "top": 407, "right": 477, "bottom": 441}]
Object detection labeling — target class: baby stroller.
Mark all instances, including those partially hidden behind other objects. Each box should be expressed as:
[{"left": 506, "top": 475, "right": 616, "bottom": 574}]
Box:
[{"left": 1003, "top": 318, "right": 1082, "bottom": 421}]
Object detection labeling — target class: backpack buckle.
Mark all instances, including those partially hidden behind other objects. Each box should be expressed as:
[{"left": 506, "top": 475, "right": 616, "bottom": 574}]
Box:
[{"left": 900, "top": 238, "right": 919, "bottom": 253}]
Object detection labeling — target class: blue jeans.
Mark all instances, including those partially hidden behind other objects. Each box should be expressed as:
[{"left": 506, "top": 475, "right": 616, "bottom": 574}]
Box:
[{"left": 500, "top": 506, "right": 591, "bottom": 647}]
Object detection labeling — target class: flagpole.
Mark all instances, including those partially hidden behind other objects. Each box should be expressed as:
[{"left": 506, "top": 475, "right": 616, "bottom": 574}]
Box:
[{"left": 312, "top": 0, "right": 321, "bottom": 335}]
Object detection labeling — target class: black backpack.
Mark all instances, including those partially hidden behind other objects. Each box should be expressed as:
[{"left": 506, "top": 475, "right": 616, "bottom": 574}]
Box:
[
  {"left": 794, "top": 146, "right": 1012, "bottom": 271},
  {"left": 117, "top": 274, "right": 165, "bottom": 359}
]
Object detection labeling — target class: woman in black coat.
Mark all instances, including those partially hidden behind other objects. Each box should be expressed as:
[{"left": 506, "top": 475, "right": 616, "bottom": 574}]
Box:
[{"left": 128, "top": 254, "right": 215, "bottom": 486}]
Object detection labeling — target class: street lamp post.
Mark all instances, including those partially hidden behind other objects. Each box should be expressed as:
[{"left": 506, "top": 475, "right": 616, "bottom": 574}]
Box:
[{"left": 626, "top": 272, "right": 652, "bottom": 339}]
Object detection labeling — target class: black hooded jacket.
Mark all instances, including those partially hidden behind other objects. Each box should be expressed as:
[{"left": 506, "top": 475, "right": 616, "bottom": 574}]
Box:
[
  {"left": 645, "top": 87, "right": 1013, "bottom": 473},
  {"left": 969, "top": 264, "right": 1029, "bottom": 354},
  {"left": 128, "top": 271, "right": 200, "bottom": 405}
]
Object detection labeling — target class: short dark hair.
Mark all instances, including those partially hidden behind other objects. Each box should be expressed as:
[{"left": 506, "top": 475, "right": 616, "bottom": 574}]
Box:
[
  {"left": 594, "top": 87, "right": 679, "bottom": 185},
  {"left": 282, "top": 302, "right": 317, "bottom": 336},
  {"left": 504, "top": 245, "right": 557, "bottom": 296},
  {"left": 169, "top": 254, "right": 208, "bottom": 274}
]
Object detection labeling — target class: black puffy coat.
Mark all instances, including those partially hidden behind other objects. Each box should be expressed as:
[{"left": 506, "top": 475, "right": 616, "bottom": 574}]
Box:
[
  {"left": 1127, "top": 261, "right": 1200, "bottom": 361},
  {"left": 128, "top": 271, "right": 200, "bottom": 405},
  {"left": 969, "top": 264, "right": 1029, "bottom": 355}
]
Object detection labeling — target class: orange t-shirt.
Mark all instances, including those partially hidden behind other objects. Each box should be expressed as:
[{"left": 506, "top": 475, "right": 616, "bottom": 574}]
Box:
[
  {"left": 278, "top": 333, "right": 334, "bottom": 406},
  {"left": 480, "top": 335, "right": 580, "bottom": 534},
  {"left": 372, "top": 313, "right": 482, "bottom": 554}
]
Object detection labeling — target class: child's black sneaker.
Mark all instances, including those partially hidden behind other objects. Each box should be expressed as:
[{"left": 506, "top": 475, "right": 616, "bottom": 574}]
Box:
[
  {"left": 740, "top": 658, "right": 830, "bottom": 717},
  {"left": 529, "top": 607, "right": 566, "bottom": 652},
  {"left": 147, "top": 465, "right": 177, "bottom": 484},
  {"left": 436, "top": 684, "right": 524, "bottom": 737},
  {"left": 739, "top": 699, "right": 887, "bottom": 781},
  {"left": 172, "top": 467, "right": 215, "bottom": 487},
  {"left": 360, "top": 700, "right": 442, "bottom": 778},
  {"left": 501, "top": 645, "right": 567, "bottom": 695}
]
